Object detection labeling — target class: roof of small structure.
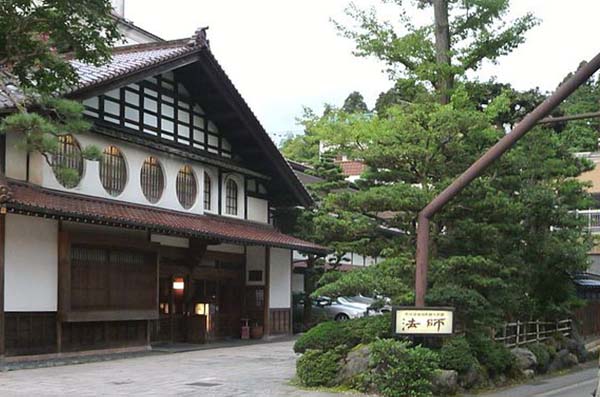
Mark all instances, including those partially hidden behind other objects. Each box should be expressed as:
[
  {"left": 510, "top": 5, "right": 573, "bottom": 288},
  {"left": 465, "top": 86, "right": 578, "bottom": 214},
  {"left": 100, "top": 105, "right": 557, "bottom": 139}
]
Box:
[{"left": 0, "top": 179, "right": 328, "bottom": 254}]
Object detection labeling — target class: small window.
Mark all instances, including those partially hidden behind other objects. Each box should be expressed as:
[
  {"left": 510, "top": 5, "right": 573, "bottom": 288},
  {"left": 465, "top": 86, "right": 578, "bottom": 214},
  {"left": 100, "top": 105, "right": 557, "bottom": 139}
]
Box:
[
  {"left": 204, "top": 172, "right": 212, "bottom": 211},
  {"left": 52, "top": 135, "right": 84, "bottom": 188},
  {"left": 176, "top": 165, "right": 197, "bottom": 209},
  {"left": 140, "top": 156, "right": 164, "bottom": 203},
  {"left": 100, "top": 146, "right": 127, "bottom": 196},
  {"left": 225, "top": 179, "right": 238, "bottom": 215},
  {"left": 248, "top": 270, "right": 263, "bottom": 282}
]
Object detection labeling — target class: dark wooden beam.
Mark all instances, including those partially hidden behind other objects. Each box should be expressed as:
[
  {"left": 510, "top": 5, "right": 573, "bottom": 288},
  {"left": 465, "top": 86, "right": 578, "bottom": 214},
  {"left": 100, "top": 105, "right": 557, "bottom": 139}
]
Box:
[{"left": 263, "top": 246, "right": 270, "bottom": 337}]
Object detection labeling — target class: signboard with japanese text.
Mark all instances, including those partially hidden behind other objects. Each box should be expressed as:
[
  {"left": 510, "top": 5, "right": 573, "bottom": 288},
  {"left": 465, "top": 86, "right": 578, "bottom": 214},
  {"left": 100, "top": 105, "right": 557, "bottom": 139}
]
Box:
[{"left": 392, "top": 307, "right": 454, "bottom": 336}]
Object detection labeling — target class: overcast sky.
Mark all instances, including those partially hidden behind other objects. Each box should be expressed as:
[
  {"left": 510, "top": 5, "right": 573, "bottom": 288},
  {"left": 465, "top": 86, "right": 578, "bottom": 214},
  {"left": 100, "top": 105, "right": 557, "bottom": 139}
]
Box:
[{"left": 123, "top": 0, "right": 600, "bottom": 144}]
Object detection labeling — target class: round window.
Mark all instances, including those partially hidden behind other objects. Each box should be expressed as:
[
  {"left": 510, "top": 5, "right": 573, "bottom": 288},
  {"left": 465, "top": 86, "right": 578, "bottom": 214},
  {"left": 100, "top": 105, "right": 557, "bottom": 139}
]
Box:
[
  {"left": 176, "top": 165, "right": 197, "bottom": 209},
  {"left": 140, "top": 156, "right": 164, "bottom": 203},
  {"left": 52, "top": 134, "right": 84, "bottom": 188},
  {"left": 100, "top": 146, "right": 127, "bottom": 196}
]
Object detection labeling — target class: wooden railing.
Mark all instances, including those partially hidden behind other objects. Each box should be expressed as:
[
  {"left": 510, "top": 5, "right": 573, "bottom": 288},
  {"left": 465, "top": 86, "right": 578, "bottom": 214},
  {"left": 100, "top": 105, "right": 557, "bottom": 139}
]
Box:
[{"left": 494, "top": 319, "right": 572, "bottom": 348}]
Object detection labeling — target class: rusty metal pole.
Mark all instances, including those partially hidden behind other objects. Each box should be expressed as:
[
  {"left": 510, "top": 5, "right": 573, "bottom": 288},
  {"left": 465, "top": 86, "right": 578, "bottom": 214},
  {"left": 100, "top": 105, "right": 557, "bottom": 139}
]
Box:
[{"left": 414, "top": 51, "right": 600, "bottom": 308}]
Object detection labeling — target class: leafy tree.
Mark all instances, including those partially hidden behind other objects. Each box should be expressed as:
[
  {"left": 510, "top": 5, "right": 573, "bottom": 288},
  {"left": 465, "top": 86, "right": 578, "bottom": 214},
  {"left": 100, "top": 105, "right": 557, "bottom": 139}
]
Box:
[
  {"left": 342, "top": 91, "right": 369, "bottom": 113},
  {"left": 335, "top": 0, "right": 538, "bottom": 103},
  {"left": 0, "top": 0, "right": 121, "bottom": 175}
]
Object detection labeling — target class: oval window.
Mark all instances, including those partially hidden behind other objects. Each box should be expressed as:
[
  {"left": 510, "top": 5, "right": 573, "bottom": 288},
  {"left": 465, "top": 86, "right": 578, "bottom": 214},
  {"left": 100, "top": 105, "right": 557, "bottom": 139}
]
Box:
[
  {"left": 52, "top": 134, "right": 84, "bottom": 188},
  {"left": 100, "top": 146, "right": 127, "bottom": 196},
  {"left": 176, "top": 165, "right": 197, "bottom": 209},
  {"left": 140, "top": 156, "right": 164, "bottom": 203}
]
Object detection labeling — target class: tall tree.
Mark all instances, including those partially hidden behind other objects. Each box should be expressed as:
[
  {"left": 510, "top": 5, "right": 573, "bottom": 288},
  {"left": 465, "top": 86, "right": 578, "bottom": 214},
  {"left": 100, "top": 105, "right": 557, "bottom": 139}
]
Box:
[{"left": 335, "top": 0, "right": 538, "bottom": 103}]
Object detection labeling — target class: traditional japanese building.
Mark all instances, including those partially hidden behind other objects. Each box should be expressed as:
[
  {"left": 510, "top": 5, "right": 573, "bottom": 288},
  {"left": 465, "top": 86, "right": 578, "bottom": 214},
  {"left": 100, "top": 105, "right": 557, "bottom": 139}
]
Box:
[{"left": 0, "top": 29, "right": 327, "bottom": 358}]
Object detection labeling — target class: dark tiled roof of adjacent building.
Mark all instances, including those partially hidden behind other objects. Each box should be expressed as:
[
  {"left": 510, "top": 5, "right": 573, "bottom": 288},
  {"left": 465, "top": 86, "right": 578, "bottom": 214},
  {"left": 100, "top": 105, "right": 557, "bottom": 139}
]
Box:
[
  {"left": 2, "top": 180, "right": 328, "bottom": 254},
  {"left": 336, "top": 160, "right": 367, "bottom": 177}
]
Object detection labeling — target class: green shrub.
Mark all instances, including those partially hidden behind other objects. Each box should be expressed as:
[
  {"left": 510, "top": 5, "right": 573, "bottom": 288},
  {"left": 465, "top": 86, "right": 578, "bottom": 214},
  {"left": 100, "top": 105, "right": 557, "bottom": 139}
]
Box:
[
  {"left": 293, "top": 313, "right": 392, "bottom": 353},
  {"left": 439, "top": 336, "right": 478, "bottom": 374},
  {"left": 528, "top": 343, "right": 551, "bottom": 372},
  {"left": 467, "top": 334, "right": 514, "bottom": 377},
  {"left": 369, "top": 339, "right": 439, "bottom": 397},
  {"left": 296, "top": 348, "right": 343, "bottom": 387}
]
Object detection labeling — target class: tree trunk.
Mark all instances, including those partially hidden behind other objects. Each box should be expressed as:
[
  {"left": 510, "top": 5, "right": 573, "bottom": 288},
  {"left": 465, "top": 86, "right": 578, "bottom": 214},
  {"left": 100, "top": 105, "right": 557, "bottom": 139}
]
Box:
[
  {"left": 433, "top": 0, "right": 452, "bottom": 104},
  {"left": 303, "top": 255, "right": 316, "bottom": 329}
]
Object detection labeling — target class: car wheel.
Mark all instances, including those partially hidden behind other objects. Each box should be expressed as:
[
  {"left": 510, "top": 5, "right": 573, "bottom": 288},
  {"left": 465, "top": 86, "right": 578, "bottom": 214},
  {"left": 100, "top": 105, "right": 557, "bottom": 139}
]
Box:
[{"left": 335, "top": 313, "right": 350, "bottom": 321}]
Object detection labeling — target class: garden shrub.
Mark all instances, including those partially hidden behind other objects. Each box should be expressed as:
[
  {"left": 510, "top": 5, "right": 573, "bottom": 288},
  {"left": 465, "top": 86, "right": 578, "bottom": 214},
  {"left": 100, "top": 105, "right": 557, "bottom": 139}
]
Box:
[
  {"left": 467, "top": 334, "right": 515, "bottom": 377},
  {"left": 369, "top": 339, "right": 439, "bottom": 397},
  {"left": 528, "top": 343, "right": 551, "bottom": 372},
  {"left": 439, "top": 336, "right": 478, "bottom": 374},
  {"left": 296, "top": 348, "right": 343, "bottom": 387},
  {"left": 293, "top": 313, "right": 392, "bottom": 353}
]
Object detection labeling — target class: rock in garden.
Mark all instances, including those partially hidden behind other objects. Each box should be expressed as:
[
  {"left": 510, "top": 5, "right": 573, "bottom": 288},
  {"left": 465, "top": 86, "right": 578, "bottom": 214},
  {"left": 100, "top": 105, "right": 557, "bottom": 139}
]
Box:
[
  {"left": 511, "top": 347, "right": 538, "bottom": 370},
  {"left": 523, "top": 369, "right": 535, "bottom": 379},
  {"left": 548, "top": 349, "right": 579, "bottom": 372},
  {"left": 431, "top": 369, "right": 458, "bottom": 396},
  {"left": 459, "top": 364, "right": 485, "bottom": 389},
  {"left": 335, "top": 345, "right": 370, "bottom": 385}
]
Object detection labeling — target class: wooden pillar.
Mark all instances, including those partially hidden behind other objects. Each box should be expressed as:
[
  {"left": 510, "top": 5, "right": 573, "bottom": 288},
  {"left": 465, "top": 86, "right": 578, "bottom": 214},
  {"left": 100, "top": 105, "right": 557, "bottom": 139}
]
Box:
[
  {"left": 57, "top": 226, "right": 71, "bottom": 353},
  {"left": 0, "top": 212, "right": 6, "bottom": 362},
  {"left": 263, "top": 246, "right": 270, "bottom": 337}
]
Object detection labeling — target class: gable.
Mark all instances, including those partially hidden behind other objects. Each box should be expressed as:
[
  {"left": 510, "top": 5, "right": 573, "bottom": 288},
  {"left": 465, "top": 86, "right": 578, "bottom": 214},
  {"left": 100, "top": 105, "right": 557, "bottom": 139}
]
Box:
[{"left": 83, "top": 71, "right": 233, "bottom": 159}]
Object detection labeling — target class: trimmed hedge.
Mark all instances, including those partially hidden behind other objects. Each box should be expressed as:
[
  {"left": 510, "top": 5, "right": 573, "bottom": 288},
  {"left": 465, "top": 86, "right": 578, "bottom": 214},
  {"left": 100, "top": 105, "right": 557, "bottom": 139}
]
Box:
[
  {"left": 293, "top": 313, "right": 392, "bottom": 354},
  {"left": 296, "top": 348, "right": 343, "bottom": 387},
  {"left": 528, "top": 343, "right": 551, "bottom": 372},
  {"left": 439, "top": 336, "right": 478, "bottom": 374},
  {"left": 467, "top": 334, "right": 515, "bottom": 377},
  {"left": 369, "top": 339, "right": 439, "bottom": 397}
]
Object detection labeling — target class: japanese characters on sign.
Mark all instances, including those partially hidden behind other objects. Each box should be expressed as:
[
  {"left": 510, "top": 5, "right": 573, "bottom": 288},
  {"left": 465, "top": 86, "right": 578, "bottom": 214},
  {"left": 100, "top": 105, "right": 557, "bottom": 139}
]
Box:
[{"left": 392, "top": 307, "right": 454, "bottom": 336}]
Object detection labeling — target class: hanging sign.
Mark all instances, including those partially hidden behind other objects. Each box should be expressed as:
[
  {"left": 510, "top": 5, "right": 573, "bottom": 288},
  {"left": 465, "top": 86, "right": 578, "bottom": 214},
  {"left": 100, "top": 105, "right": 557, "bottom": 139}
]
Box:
[{"left": 392, "top": 307, "right": 455, "bottom": 336}]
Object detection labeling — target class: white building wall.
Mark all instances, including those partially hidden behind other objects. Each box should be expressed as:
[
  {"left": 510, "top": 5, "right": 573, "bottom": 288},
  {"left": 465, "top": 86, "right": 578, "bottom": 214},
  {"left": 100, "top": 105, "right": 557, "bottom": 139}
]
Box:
[
  {"left": 5, "top": 214, "right": 58, "bottom": 311},
  {"left": 247, "top": 197, "right": 269, "bottom": 223},
  {"left": 5, "top": 132, "right": 27, "bottom": 181},
  {"left": 246, "top": 245, "right": 266, "bottom": 286},
  {"left": 269, "top": 247, "right": 291, "bottom": 309},
  {"left": 36, "top": 133, "right": 247, "bottom": 220}
]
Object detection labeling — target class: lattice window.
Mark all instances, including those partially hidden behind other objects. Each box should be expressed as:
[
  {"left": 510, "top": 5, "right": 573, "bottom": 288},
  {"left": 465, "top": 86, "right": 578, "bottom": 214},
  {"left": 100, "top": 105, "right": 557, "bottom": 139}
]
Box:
[
  {"left": 176, "top": 165, "right": 197, "bottom": 209},
  {"left": 225, "top": 179, "right": 238, "bottom": 215},
  {"left": 204, "top": 172, "right": 212, "bottom": 211},
  {"left": 140, "top": 156, "right": 164, "bottom": 203},
  {"left": 82, "top": 72, "right": 233, "bottom": 158},
  {"left": 100, "top": 145, "right": 127, "bottom": 196},
  {"left": 52, "top": 135, "right": 84, "bottom": 188}
]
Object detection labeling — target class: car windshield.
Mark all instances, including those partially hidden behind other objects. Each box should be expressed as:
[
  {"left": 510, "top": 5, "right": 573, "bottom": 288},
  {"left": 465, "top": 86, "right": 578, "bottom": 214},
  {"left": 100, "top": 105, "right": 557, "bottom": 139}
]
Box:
[{"left": 341, "top": 296, "right": 375, "bottom": 305}]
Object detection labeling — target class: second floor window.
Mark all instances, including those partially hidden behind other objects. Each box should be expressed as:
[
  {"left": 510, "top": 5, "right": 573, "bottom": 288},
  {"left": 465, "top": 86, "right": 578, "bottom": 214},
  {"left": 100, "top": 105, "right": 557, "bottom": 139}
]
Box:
[
  {"left": 100, "top": 146, "right": 127, "bottom": 196},
  {"left": 225, "top": 179, "right": 238, "bottom": 215},
  {"left": 204, "top": 172, "right": 211, "bottom": 211},
  {"left": 140, "top": 156, "right": 164, "bottom": 203},
  {"left": 176, "top": 165, "right": 197, "bottom": 209},
  {"left": 53, "top": 134, "right": 84, "bottom": 189}
]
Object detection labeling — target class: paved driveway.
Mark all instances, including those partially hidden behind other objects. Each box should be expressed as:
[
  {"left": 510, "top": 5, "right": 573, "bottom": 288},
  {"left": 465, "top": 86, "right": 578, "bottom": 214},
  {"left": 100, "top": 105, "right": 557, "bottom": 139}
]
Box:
[{"left": 0, "top": 340, "right": 361, "bottom": 396}]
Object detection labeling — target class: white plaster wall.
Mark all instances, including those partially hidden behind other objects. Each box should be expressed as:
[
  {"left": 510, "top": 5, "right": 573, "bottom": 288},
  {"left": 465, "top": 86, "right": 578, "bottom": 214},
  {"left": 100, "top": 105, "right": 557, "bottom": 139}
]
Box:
[
  {"left": 5, "top": 214, "right": 58, "bottom": 311},
  {"left": 38, "top": 132, "right": 246, "bottom": 220},
  {"left": 5, "top": 132, "right": 27, "bottom": 180},
  {"left": 292, "top": 273, "right": 304, "bottom": 293},
  {"left": 246, "top": 245, "right": 266, "bottom": 286},
  {"left": 247, "top": 197, "right": 269, "bottom": 223},
  {"left": 269, "top": 247, "right": 291, "bottom": 309}
]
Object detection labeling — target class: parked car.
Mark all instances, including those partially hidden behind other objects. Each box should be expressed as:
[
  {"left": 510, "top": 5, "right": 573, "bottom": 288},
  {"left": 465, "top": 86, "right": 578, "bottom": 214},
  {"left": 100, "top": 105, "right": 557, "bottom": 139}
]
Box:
[{"left": 315, "top": 296, "right": 390, "bottom": 321}]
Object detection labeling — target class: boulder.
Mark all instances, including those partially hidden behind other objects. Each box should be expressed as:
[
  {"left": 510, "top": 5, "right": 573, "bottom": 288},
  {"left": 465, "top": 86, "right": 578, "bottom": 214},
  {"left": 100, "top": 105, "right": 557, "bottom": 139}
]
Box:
[
  {"left": 431, "top": 369, "right": 459, "bottom": 396},
  {"left": 459, "top": 364, "right": 487, "bottom": 390},
  {"left": 548, "top": 349, "right": 579, "bottom": 372},
  {"left": 566, "top": 337, "right": 588, "bottom": 362},
  {"left": 336, "top": 345, "right": 370, "bottom": 385},
  {"left": 511, "top": 347, "right": 538, "bottom": 370}
]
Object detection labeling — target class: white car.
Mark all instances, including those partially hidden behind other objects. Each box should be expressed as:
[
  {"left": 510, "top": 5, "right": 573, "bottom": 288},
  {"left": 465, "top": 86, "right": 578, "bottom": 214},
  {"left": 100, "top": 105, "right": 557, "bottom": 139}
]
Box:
[{"left": 315, "top": 296, "right": 388, "bottom": 321}]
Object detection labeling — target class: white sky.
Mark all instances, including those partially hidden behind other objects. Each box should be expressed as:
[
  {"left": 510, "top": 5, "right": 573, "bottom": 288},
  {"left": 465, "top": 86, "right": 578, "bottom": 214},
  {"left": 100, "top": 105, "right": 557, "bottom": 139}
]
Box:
[{"left": 123, "top": 0, "right": 600, "bottom": 144}]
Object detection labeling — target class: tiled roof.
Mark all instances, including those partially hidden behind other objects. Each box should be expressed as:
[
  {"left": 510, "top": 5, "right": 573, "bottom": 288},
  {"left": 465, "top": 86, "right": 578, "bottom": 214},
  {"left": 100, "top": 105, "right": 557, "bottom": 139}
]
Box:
[
  {"left": 0, "top": 39, "right": 200, "bottom": 110},
  {"left": 336, "top": 160, "right": 367, "bottom": 177},
  {"left": 3, "top": 180, "right": 328, "bottom": 254},
  {"left": 293, "top": 260, "right": 363, "bottom": 272}
]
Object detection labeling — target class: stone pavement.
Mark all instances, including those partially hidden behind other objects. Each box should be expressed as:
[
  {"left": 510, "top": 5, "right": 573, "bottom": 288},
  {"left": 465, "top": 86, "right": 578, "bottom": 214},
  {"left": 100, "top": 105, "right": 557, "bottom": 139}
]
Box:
[{"left": 0, "top": 340, "right": 363, "bottom": 396}]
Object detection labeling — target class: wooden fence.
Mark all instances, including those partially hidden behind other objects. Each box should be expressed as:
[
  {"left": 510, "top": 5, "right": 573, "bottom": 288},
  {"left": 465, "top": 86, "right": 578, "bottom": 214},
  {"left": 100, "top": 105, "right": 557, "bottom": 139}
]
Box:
[
  {"left": 494, "top": 319, "right": 572, "bottom": 348},
  {"left": 574, "top": 301, "right": 600, "bottom": 337}
]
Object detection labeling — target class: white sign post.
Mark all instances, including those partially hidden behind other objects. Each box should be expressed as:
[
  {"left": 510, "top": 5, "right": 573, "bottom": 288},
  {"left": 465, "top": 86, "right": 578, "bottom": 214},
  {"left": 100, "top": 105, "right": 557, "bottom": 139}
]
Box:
[{"left": 393, "top": 307, "right": 454, "bottom": 336}]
